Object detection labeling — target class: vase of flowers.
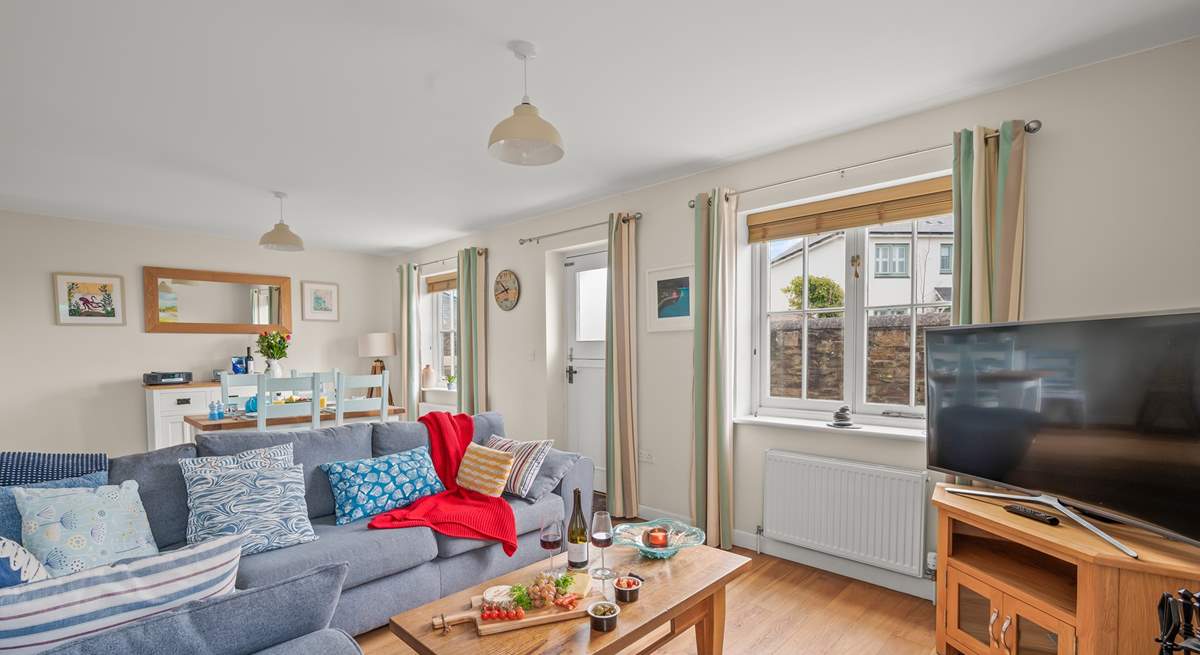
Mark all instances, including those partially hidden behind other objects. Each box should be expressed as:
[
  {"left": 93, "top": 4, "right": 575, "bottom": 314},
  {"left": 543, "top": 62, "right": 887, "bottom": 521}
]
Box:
[{"left": 257, "top": 330, "right": 291, "bottom": 378}]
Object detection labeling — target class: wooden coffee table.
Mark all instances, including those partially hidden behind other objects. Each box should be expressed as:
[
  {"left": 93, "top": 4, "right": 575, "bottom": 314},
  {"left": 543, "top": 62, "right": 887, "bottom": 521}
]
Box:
[{"left": 389, "top": 544, "right": 750, "bottom": 655}]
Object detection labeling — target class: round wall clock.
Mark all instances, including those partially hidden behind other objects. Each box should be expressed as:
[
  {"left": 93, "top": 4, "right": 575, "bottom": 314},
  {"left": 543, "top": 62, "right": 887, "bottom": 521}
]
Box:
[{"left": 493, "top": 269, "right": 520, "bottom": 311}]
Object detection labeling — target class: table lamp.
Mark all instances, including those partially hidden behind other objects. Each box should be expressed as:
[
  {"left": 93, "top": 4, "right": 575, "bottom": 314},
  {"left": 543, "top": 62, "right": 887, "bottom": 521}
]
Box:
[{"left": 358, "top": 332, "right": 396, "bottom": 404}]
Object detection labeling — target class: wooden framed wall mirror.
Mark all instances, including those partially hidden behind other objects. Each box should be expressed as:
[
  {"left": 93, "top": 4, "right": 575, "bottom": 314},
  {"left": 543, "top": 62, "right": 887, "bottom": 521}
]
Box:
[{"left": 143, "top": 266, "right": 292, "bottom": 334}]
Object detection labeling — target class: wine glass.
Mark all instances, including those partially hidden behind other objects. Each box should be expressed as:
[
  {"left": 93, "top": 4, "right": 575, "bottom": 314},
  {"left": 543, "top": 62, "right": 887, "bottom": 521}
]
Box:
[
  {"left": 539, "top": 517, "right": 563, "bottom": 575},
  {"left": 591, "top": 511, "right": 614, "bottom": 580}
]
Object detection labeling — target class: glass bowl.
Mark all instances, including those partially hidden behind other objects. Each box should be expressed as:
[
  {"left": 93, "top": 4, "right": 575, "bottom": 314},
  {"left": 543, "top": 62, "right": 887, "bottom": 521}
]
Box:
[{"left": 612, "top": 518, "right": 705, "bottom": 559}]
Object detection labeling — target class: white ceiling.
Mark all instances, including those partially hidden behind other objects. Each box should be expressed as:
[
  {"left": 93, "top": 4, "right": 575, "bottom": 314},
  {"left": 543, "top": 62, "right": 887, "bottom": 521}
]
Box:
[{"left": 2, "top": 1, "right": 1199, "bottom": 255}]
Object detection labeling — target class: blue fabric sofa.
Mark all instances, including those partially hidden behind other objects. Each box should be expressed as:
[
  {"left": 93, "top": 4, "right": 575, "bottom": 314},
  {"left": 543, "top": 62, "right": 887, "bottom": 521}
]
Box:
[{"left": 104, "top": 412, "right": 594, "bottom": 638}]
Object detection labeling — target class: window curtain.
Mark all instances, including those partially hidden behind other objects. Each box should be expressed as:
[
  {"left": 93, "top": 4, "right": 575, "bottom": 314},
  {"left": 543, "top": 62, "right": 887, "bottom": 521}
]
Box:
[
  {"left": 456, "top": 247, "right": 488, "bottom": 414},
  {"left": 605, "top": 212, "right": 640, "bottom": 518},
  {"left": 952, "top": 120, "right": 1027, "bottom": 325},
  {"left": 398, "top": 264, "right": 421, "bottom": 416},
  {"left": 692, "top": 189, "right": 736, "bottom": 549}
]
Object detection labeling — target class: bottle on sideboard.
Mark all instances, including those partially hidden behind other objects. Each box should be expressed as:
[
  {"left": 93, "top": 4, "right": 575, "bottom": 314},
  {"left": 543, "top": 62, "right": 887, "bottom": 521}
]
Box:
[
  {"left": 567, "top": 488, "right": 589, "bottom": 570},
  {"left": 245, "top": 347, "right": 255, "bottom": 374}
]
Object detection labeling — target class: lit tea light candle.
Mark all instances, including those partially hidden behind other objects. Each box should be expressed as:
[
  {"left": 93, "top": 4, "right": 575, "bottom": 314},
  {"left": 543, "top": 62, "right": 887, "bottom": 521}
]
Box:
[{"left": 643, "top": 527, "right": 669, "bottom": 548}]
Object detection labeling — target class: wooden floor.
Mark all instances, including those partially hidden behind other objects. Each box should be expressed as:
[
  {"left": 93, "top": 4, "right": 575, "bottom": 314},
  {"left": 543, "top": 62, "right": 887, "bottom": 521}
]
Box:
[{"left": 357, "top": 547, "right": 934, "bottom": 655}]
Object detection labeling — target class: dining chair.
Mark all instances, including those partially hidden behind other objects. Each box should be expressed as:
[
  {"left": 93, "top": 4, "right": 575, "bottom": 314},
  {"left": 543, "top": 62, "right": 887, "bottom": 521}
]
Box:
[
  {"left": 334, "top": 371, "right": 389, "bottom": 426},
  {"left": 219, "top": 372, "right": 259, "bottom": 409},
  {"left": 255, "top": 373, "right": 322, "bottom": 431}
]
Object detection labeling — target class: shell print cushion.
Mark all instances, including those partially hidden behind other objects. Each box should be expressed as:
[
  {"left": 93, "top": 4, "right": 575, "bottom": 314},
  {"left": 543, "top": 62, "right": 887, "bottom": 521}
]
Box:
[
  {"left": 320, "top": 447, "right": 445, "bottom": 525},
  {"left": 12, "top": 481, "right": 158, "bottom": 577}
]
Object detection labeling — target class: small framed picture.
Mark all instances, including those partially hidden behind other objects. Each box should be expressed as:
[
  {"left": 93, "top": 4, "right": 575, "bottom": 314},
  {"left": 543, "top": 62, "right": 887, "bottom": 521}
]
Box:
[
  {"left": 53, "top": 273, "right": 126, "bottom": 326},
  {"left": 645, "top": 265, "right": 694, "bottom": 332},
  {"left": 301, "top": 281, "right": 339, "bottom": 321}
]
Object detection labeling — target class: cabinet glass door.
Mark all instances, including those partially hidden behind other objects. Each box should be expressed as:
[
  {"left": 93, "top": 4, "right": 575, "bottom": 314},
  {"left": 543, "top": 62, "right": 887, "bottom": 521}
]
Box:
[
  {"left": 946, "top": 568, "right": 1003, "bottom": 655},
  {"left": 1002, "top": 597, "right": 1075, "bottom": 655}
]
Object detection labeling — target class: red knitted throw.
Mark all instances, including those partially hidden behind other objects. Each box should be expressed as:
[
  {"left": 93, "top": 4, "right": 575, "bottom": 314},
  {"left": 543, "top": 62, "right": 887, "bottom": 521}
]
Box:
[{"left": 368, "top": 412, "right": 517, "bottom": 556}]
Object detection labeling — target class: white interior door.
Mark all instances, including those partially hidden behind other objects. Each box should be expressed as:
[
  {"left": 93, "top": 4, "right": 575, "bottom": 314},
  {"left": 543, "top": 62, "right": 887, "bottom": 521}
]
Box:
[{"left": 564, "top": 250, "right": 608, "bottom": 493}]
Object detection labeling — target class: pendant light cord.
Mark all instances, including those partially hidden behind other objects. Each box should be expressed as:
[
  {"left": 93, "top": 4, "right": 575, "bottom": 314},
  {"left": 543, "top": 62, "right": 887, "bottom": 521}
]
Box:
[{"left": 522, "top": 57, "right": 529, "bottom": 103}]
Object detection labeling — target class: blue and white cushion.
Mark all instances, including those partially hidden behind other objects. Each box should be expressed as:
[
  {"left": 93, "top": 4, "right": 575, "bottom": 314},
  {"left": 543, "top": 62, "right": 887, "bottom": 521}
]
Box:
[
  {"left": 0, "top": 538, "right": 47, "bottom": 588},
  {"left": 12, "top": 481, "right": 158, "bottom": 577},
  {"left": 0, "top": 470, "right": 108, "bottom": 543},
  {"left": 178, "top": 443, "right": 293, "bottom": 475},
  {"left": 0, "top": 534, "right": 241, "bottom": 654},
  {"left": 182, "top": 465, "right": 316, "bottom": 555},
  {"left": 320, "top": 448, "right": 445, "bottom": 525}
]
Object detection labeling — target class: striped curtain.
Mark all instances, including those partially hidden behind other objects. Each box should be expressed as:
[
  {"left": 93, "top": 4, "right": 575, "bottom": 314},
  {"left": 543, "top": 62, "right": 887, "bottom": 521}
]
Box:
[
  {"left": 605, "top": 213, "right": 640, "bottom": 518},
  {"left": 456, "top": 247, "right": 488, "bottom": 414},
  {"left": 398, "top": 263, "right": 421, "bottom": 417},
  {"left": 952, "top": 120, "right": 1028, "bottom": 324},
  {"left": 692, "top": 188, "right": 736, "bottom": 549}
]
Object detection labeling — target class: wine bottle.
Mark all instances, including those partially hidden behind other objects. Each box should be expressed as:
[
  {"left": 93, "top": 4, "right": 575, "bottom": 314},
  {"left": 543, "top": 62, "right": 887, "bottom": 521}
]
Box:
[
  {"left": 566, "top": 488, "right": 589, "bottom": 570},
  {"left": 245, "top": 346, "right": 255, "bottom": 374}
]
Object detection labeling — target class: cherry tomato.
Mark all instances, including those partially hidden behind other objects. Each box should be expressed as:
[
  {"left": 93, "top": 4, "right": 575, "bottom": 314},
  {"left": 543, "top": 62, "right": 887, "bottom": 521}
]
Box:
[{"left": 516, "top": 608, "right": 526, "bottom": 619}]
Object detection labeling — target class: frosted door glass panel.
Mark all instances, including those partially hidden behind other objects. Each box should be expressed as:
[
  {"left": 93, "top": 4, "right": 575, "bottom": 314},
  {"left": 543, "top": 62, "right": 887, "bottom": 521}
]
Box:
[{"left": 576, "top": 268, "right": 608, "bottom": 342}]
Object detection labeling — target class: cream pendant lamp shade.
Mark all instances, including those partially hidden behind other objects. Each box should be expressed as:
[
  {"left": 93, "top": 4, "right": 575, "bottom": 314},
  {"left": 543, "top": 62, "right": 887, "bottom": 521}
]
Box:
[
  {"left": 488, "top": 41, "right": 563, "bottom": 166},
  {"left": 259, "top": 191, "right": 305, "bottom": 252}
]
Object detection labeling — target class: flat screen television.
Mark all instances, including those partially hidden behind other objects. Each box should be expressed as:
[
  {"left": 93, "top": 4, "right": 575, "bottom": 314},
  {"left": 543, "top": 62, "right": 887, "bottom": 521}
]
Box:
[{"left": 925, "top": 310, "right": 1200, "bottom": 545}]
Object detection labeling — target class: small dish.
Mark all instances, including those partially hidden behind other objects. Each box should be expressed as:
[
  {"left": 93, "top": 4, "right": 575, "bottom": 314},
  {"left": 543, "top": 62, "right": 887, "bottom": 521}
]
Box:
[
  {"left": 612, "top": 519, "right": 706, "bottom": 559},
  {"left": 613, "top": 576, "right": 642, "bottom": 603},
  {"left": 587, "top": 601, "right": 620, "bottom": 632}
]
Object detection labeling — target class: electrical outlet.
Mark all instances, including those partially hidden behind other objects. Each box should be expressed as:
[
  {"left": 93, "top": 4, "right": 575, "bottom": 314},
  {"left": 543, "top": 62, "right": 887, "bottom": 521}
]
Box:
[{"left": 638, "top": 450, "right": 654, "bottom": 464}]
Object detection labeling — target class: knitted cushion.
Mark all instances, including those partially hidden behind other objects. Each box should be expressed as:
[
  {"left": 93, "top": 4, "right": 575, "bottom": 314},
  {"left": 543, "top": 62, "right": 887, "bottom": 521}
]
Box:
[
  {"left": 455, "top": 443, "right": 514, "bottom": 498},
  {"left": 485, "top": 435, "right": 553, "bottom": 498},
  {"left": 0, "top": 452, "right": 107, "bottom": 486}
]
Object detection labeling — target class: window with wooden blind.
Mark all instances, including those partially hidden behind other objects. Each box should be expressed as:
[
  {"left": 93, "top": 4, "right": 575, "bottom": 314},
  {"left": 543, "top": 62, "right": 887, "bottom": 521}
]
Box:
[
  {"left": 422, "top": 272, "right": 458, "bottom": 387},
  {"left": 425, "top": 271, "right": 457, "bottom": 293},
  {"left": 752, "top": 174, "right": 954, "bottom": 422}
]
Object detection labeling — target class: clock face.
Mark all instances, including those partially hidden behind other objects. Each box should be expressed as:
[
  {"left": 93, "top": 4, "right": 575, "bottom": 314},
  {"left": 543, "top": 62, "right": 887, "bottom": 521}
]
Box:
[{"left": 493, "top": 269, "right": 520, "bottom": 311}]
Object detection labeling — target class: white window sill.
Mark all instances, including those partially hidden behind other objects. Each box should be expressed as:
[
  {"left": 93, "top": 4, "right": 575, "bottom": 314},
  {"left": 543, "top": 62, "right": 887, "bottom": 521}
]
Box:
[{"left": 732, "top": 414, "right": 927, "bottom": 442}]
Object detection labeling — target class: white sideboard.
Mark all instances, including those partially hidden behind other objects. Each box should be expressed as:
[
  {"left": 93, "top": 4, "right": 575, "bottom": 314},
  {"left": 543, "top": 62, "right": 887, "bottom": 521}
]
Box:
[{"left": 144, "top": 382, "right": 221, "bottom": 451}]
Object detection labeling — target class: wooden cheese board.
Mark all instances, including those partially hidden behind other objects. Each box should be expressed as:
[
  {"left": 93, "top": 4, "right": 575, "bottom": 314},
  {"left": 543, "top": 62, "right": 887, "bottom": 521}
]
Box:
[{"left": 431, "top": 575, "right": 598, "bottom": 636}]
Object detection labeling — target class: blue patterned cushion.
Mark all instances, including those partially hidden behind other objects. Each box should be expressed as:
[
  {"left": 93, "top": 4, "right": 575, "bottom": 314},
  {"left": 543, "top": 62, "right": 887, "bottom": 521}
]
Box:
[
  {"left": 319, "top": 448, "right": 445, "bottom": 525},
  {"left": 0, "top": 537, "right": 47, "bottom": 588},
  {"left": 183, "top": 465, "right": 317, "bottom": 555},
  {"left": 178, "top": 443, "right": 292, "bottom": 475},
  {"left": 0, "top": 452, "right": 107, "bottom": 486},
  {"left": 0, "top": 470, "right": 108, "bottom": 543},
  {"left": 12, "top": 481, "right": 158, "bottom": 577}
]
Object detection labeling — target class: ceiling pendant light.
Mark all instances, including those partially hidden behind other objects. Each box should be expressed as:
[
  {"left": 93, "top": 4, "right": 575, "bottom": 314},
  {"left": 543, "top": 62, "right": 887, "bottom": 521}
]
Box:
[
  {"left": 258, "top": 191, "right": 304, "bottom": 252},
  {"left": 488, "top": 40, "right": 564, "bottom": 166}
]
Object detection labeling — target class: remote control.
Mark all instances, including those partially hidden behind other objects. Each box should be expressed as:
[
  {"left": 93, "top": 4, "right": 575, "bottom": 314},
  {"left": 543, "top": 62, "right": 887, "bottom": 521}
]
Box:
[{"left": 1004, "top": 504, "right": 1060, "bottom": 526}]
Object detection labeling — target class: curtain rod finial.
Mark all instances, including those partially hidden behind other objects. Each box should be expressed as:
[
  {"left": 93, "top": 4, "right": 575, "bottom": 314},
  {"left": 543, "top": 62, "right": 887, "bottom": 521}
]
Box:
[{"left": 1025, "top": 119, "right": 1042, "bottom": 133}]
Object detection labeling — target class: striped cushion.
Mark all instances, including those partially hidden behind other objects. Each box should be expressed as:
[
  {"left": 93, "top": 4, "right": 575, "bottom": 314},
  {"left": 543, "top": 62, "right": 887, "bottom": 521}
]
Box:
[
  {"left": 455, "top": 443, "right": 515, "bottom": 498},
  {"left": 0, "top": 453, "right": 107, "bottom": 486},
  {"left": 0, "top": 534, "right": 241, "bottom": 654},
  {"left": 485, "top": 436, "right": 553, "bottom": 498}
]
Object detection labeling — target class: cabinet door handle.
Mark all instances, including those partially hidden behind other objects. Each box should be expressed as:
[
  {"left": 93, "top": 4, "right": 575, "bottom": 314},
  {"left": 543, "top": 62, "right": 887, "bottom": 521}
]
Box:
[
  {"left": 1000, "top": 616, "right": 1012, "bottom": 653},
  {"left": 988, "top": 608, "right": 1000, "bottom": 645},
  {"left": 175, "top": 398, "right": 191, "bottom": 405}
]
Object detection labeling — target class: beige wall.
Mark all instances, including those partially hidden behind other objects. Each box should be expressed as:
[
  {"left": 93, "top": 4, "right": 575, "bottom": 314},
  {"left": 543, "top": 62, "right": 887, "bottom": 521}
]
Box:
[
  {"left": 397, "top": 38, "right": 1200, "bottom": 535},
  {"left": 0, "top": 210, "right": 396, "bottom": 455}
]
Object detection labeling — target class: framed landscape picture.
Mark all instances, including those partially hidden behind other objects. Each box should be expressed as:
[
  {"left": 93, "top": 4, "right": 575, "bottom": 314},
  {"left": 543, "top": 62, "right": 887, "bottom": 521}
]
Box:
[
  {"left": 646, "top": 265, "right": 694, "bottom": 332},
  {"left": 53, "top": 273, "right": 126, "bottom": 326},
  {"left": 301, "top": 281, "right": 339, "bottom": 321}
]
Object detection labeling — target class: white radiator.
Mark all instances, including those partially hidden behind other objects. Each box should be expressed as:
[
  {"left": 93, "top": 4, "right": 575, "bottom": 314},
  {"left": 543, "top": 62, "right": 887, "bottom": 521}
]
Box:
[{"left": 762, "top": 450, "right": 927, "bottom": 578}]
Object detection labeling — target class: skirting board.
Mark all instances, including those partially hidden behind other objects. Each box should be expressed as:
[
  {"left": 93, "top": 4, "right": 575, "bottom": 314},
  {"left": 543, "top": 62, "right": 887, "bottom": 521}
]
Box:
[
  {"left": 637, "top": 504, "right": 693, "bottom": 524},
  {"left": 732, "top": 529, "right": 935, "bottom": 601}
]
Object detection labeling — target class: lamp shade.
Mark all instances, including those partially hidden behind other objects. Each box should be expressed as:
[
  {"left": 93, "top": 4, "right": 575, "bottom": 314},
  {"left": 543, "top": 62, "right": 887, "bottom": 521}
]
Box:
[
  {"left": 488, "top": 101, "right": 564, "bottom": 166},
  {"left": 258, "top": 221, "right": 305, "bottom": 252},
  {"left": 358, "top": 332, "right": 396, "bottom": 358}
]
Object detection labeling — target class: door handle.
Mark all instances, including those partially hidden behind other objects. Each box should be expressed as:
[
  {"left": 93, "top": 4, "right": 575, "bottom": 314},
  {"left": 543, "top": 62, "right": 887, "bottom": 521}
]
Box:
[
  {"left": 1000, "top": 616, "right": 1012, "bottom": 654},
  {"left": 988, "top": 608, "right": 1000, "bottom": 645},
  {"left": 566, "top": 366, "right": 578, "bottom": 384}
]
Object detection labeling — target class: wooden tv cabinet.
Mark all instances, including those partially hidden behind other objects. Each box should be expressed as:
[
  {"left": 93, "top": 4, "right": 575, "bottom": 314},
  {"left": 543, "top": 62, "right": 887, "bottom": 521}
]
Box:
[{"left": 933, "top": 483, "right": 1200, "bottom": 655}]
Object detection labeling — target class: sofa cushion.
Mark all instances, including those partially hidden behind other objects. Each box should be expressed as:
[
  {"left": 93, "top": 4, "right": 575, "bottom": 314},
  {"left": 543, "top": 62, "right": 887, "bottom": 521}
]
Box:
[
  {"left": 5, "top": 534, "right": 242, "bottom": 655},
  {"left": 42, "top": 562, "right": 347, "bottom": 655},
  {"left": 183, "top": 465, "right": 317, "bottom": 556},
  {"left": 372, "top": 412, "right": 506, "bottom": 457},
  {"left": 236, "top": 515, "right": 437, "bottom": 591},
  {"left": 14, "top": 480, "right": 159, "bottom": 576},
  {"left": 0, "top": 452, "right": 107, "bottom": 486},
  {"left": 0, "top": 470, "right": 107, "bottom": 543},
  {"left": 434, "top": 492, "right": 563, "bottom": 558},
  {"left": 255, "top": 628, "right": 363, "bottom": 655},
  {"left": 320, "top": 448, "right": 444, "bottom": 525},
  {"left": 524, "top": 448, "right": 581, "bottom": 502},
  {"left": 195, "top": 424, "right": 373, "bottom": 519},
  {"left": 178, "top": 443, "right": 292, "bottom": 475},
  {"left": 109, "top": 444, "right": 197, "bottom": 549},
  {"left": 0, "top": 537, "right": 48, "bottom": 587}
]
